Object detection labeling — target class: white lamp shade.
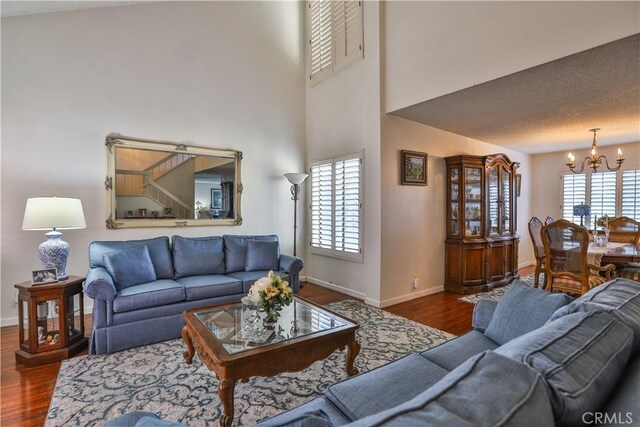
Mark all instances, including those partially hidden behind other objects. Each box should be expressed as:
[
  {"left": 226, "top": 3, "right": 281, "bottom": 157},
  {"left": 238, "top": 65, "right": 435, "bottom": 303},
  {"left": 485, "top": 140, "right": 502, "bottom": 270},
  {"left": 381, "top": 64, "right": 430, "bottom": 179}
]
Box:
[
  {"left": 22, "top": 197, "right": 87, "bottom": 231},
  {"left": 284, "top": 173, "right": 308, "bottom": 185}
]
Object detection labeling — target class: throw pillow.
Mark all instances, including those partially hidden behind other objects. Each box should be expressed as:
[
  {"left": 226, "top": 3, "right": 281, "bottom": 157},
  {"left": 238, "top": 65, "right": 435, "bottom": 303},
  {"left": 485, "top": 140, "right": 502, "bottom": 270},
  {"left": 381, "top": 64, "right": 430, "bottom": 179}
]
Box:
[
  {"left": 171, "top": 236, "right": 225, "bottom": 279},
  {"left": 103, "top": 245, "right": 157, "bottom": 290},
  {"left": 245, "top": 239, "right": 280, "bottom": 272},
  {"left": 484, "top": 281, "right": 572, "bottom": 345}
]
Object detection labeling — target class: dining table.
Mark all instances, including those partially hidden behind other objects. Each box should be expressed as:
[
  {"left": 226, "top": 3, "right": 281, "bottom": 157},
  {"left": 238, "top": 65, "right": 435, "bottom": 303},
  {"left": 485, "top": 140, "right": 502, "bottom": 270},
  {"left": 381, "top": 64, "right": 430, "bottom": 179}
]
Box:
[{"left": 596, "top": 243, "right": 640, "bottom": 264}]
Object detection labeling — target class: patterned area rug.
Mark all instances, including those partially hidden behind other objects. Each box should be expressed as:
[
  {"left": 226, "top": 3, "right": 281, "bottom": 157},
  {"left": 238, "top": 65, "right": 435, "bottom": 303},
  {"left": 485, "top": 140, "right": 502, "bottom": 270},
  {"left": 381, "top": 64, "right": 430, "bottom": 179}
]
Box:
[
  {"left": 457, "top": 273, "right": 542, "bottom": 304},
  {"left": 46, "top": 300, "right": 454, "bottom": 427}
]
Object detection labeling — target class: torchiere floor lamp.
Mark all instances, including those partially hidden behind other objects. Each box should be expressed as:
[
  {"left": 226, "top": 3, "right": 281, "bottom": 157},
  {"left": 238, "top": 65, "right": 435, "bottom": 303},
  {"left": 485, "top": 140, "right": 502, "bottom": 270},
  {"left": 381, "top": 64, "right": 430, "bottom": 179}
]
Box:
[{"left": 284, "top": 173, "right": 308, "bottom": 257}]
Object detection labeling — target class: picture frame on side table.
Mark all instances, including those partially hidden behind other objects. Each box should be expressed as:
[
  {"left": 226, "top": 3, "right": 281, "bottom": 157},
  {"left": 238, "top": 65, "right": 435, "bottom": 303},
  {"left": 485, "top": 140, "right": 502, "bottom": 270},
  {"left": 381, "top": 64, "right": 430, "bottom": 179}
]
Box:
[
  {"left": 31, "top": 268, "right": 58, "bottom": 285},
  {"left": 401, "top": 150, "right": 428, "bottom": 186}
]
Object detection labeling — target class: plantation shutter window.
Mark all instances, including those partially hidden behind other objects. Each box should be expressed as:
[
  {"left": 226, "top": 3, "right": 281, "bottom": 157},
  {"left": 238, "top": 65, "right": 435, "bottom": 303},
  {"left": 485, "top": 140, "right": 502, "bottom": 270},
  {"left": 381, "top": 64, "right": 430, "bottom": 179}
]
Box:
[
  {"left": 622, "top": 169, "right": 640, "bottom": 221},
  {"left": 590, "top": 172, "right": 617, "bottom": 221},
  {"left": 562, "top": 174, "right": 587, "bottom": 225},
  {"left": 310, "top": 152, "right": 363, "bottom": 261},
  {"left": 310, "top": 161, "right": 333, "bottom": 250},
  {"left": 308, "top": 0, "right": 363, "bottom": 84}
]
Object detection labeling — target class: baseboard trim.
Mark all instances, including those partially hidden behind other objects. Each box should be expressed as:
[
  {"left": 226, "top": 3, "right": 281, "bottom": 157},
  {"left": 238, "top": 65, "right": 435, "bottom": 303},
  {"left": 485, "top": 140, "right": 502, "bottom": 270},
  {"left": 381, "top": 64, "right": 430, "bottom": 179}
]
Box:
[
  {"left": 378, "top": 286, "right": 445, "bottom": 308},
  {"left": 305, "top": 277, "right": 368, "bottom": 302},
  {"left": 1, "top": 303, "right": 94, "bottom": 328},
  {"left": 518, "top": 260, "right": 535, "bottom": 269}
]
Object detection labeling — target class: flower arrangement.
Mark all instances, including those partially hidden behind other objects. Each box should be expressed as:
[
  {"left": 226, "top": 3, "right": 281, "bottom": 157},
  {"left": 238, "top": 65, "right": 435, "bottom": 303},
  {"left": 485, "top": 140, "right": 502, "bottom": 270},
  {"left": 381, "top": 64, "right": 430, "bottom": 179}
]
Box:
[{"left": 248, "top": 271, "right": 293, "bottom": 323}]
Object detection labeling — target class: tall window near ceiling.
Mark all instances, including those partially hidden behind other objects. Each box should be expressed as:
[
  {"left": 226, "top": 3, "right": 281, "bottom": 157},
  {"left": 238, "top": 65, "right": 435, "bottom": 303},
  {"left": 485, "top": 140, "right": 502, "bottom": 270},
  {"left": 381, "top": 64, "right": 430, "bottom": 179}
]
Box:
[
  {"left": 562, "top": 168, "right": 640, "bottom": 226},
  {"left": 622, "top": 169, "right": 640, "bottom": 221},
  {"left": 310, "top": 152, "right": 363, "bottom": 261},
  {"left": 307, "top": 0, "right": 363, "bottom": 85}
]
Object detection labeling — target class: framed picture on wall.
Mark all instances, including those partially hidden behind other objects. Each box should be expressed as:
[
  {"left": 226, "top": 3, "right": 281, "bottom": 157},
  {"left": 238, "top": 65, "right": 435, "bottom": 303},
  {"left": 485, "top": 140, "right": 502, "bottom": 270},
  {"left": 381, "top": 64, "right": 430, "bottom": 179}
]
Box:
[
  {"left": 401, "top": 150, "right": 428, "bottom": 186},
  {"left": 211, "top": 189, "right": 222, "bottom": 210}
]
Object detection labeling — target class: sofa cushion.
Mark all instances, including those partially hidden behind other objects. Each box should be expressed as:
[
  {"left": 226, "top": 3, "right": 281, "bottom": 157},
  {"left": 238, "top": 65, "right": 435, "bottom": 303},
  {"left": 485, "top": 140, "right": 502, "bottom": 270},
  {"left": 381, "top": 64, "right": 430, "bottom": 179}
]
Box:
[
  {"left": 224, "top": 235, "right": 279, "bottom": 273},
  {"left": 421, "top": 330, "right": 498, "bottom": 371},
  {"left": 549, "top": 278, "right": 640, "bottom": 354},
  {"left": 599, "top": 354, "right": 640, "bottom": 425},
  {"left": 257, "top": 398, "right": 349, "bottom": 427},
  {"left": 346, "top": 351, "right": 554, "bottom": 427},
  {"left": 176, "top": 275, "right": 243, "bottom": 301},
  {"left": 326, "top": 353, "right": 449, "bottom": 421},
  {"left": 113, "top": 280, "right": 186, "bottom": 313},
  {"left": 484, "top": 281, "right": 572, "bottom": 345},
  {"left": 495, "top": 311, "right": 634, "bottom": 426},
  {"left": 103, "top": 246, "right": 157, "bottom": 291},
  {"left": 89, "top": 237, "right": 174, "bottom": 279},
  {"left": 228, "top": 270, "right": 289, "bottom": 293},
  {"left": 171, "top": 236, "right": 225, "bottom": 279},
  {"left": 471, "top": 299, "right": 498, "bottom": 333},
  {"left": 246, "top": 240, "right": 280, "bottom": 272}
]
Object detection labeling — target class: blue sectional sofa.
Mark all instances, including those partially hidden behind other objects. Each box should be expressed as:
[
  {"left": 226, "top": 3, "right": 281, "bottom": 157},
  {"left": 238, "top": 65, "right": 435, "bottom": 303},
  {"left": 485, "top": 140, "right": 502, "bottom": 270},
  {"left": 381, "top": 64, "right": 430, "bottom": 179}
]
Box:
[
  {"left": 83, "top": 235, "right": 303, "bottom": 354},
  {"left": 256, "top": 278, "right": 640, "bottom": 427}
]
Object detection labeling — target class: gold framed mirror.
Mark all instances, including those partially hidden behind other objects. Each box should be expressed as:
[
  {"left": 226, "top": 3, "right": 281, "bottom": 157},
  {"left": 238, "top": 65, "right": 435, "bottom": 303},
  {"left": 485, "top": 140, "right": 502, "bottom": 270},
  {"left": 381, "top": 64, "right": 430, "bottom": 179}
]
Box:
[{"left": 105, "top": 133, "right": 242, "bottom": 229}]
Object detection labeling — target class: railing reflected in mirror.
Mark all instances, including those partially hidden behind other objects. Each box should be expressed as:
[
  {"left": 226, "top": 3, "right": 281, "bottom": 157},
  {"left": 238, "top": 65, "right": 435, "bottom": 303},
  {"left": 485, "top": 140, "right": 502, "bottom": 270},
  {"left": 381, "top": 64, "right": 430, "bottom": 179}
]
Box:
[{"left": 105, "top": 133, "right": 242, "bottom": 229}]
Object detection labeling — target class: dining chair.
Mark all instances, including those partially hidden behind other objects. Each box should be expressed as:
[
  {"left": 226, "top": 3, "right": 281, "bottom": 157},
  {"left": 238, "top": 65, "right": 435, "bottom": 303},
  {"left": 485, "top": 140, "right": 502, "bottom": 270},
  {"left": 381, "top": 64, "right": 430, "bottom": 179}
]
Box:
[
  {"left": 607, "top": 216, "right": 640, "bottom": 244},
  {"left": 544, "top": 216, "right": 554, "bottom": 225},
  {"left": 527, "top": 217, "right": 546, "bottom": 288},
  {"left": 541, "top": 219, "right": 615, "bottom": 295}
]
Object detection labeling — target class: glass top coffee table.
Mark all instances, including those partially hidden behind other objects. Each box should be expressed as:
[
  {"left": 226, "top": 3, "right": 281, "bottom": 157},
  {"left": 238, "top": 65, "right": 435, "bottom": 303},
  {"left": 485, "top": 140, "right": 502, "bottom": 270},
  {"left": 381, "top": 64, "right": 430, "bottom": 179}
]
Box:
[{"left": 181, "top": 296, "right": 360, "bottom": 427}]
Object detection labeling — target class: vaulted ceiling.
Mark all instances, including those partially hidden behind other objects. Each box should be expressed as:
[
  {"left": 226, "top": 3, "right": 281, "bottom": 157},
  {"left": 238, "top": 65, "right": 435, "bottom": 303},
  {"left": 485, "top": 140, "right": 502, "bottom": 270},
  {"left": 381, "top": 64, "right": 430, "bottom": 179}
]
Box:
[{"left": 390, "top": 34, "right": 640, "bottom": 154}]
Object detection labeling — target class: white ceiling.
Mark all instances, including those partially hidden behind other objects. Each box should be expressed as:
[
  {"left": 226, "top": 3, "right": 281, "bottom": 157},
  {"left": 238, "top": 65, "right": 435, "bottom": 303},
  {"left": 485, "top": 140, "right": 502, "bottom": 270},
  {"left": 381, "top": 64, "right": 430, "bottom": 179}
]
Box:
[
  {"left": 390, "top": 34, "right": 640, "bottom": 154},
  {"left": 0, "top": 1, "right": 157, "bottom": 18}
]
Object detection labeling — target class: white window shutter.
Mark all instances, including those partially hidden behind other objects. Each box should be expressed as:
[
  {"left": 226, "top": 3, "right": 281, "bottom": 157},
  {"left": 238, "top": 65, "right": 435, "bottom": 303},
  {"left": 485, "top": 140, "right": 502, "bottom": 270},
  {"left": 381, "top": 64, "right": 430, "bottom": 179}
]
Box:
[
  {"left": 333, "top": 0, "right": 363, "bottom": 72},
  {"left": 622, "top": 169, "right": 640, "bottom": 221},
  {"left": 562, "top": 174, "right": 587, "bottom": 225},
  {"left": 310, "top": 161, "right": 333, "bottom": 250},
  {"left": 334, "top": 156, "right": 361, "bottom": 254},
  {"left": 308, "top": 0, "right": 333, "bottom": 83},
  {"left": 590, "top": 172, "right": 617, "bottom": 221}
]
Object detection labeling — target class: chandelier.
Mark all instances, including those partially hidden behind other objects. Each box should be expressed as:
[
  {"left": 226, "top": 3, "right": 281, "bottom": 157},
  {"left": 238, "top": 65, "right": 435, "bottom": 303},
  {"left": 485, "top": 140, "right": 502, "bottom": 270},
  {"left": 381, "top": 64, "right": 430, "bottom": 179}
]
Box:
[{"left": 567, "top": 128, "right": 624, "bottom": 174}]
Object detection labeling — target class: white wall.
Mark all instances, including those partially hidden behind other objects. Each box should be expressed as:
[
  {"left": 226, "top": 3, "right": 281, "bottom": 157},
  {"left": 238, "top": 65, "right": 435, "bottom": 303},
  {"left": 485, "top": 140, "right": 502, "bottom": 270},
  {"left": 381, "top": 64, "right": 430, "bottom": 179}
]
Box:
[
  {"left": 380, "top": 115, "right": 533, "bottom": 305},
  {"left": 1, "top": 1, "right": 306, "bottom": 325},
  {"left": 384, "top": 1, "right": 640, "bottom": 112},
  {"left": 305, "top": 1, "right": 383, "bottom": 305},
  {"left": 531, "top": 141, "right": 640, "bottom": 223}
]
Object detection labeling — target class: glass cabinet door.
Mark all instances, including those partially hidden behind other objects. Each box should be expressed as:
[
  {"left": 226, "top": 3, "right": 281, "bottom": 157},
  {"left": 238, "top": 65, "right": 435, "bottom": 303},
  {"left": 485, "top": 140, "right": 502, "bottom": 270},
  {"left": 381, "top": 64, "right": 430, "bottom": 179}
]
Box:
[
  {"left": 66, "top": 293, "right": 83, "bottom": 342},
  {"left": 36, "top": 299, "right": 62, "bottom": 351},
  {"left": 488, "top": 167, "right": 499, "bottom": 235},
  {"left": 464, "top": 167, "right": 482, "bottom": 236},
  {"left": 450, "top": 167, "right": 460, "bottom": 236},
  {"left": 502, "top": 168, "right": 511, "bottom": 234}
]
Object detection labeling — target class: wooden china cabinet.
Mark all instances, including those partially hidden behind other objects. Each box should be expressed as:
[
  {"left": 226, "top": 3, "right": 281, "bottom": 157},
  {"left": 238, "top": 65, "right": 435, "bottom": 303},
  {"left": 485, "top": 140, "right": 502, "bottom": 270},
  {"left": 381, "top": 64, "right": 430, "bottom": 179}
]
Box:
[{"left": 445, "top": 154, "right": 520, "bottom": 294}]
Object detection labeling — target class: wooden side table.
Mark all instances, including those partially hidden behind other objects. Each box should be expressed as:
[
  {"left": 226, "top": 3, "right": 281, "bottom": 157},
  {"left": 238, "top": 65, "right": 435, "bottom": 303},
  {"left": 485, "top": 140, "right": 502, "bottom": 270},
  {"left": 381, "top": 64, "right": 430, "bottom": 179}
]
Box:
[{"left": 15, "top": 275, "right": 89, "bottom": 367}]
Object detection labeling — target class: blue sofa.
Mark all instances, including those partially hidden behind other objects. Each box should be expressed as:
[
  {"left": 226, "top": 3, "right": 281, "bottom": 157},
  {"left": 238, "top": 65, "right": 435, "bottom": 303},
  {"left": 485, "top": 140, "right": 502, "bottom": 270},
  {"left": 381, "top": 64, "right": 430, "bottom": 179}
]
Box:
[
  {"left": 257, "top": 278, "right": 640, "bottom": 427},
  {"left": 83, "top": 235, "right": 303, "bottom": 354}
]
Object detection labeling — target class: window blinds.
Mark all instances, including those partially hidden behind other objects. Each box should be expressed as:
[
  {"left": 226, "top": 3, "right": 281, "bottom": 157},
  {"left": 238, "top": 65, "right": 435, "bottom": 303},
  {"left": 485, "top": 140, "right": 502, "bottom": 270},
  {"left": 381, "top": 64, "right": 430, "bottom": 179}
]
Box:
[
  {"left": 562, "top": 174, "right": 587, "bottom": 225},
  {"left": 590, "top": 172, "right": 617, "bottom": 220},
  {"left": 310, "top": 162, "right": 333, "bottom": 250},
  {"left": 310, "top": 153, "right": 363, "bottom": 260},
  {"left": 622, "top": 169, "right": 640, "bottom": 221},
  {"left": 308, "top": 0, "right": 363, "bottom": 84}
]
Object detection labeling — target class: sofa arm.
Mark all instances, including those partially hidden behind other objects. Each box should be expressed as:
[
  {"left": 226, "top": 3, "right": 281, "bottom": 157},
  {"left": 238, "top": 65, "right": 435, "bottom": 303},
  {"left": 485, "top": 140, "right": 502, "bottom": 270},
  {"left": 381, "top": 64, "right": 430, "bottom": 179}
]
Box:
[
  {"left": 279, "top": 254, "right": 304, "bottom": 276},
  {"left": 472, "top": 300, "right": 498, "bottom": 333},
  {"left": 84, "top": 268, "right": 117, "bottom": 301}
]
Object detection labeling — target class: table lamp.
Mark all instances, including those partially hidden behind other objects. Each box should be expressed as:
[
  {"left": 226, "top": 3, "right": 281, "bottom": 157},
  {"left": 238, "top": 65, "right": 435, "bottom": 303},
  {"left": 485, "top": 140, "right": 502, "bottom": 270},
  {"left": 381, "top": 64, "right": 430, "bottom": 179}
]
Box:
[
  {"left": 573, "top": 204, "right": 591, "bottom": 228},
  {"left": 284, "top": 173, "right": 308, "bottom": 257},
  {"left": 22, "top": 197, "right": 87, "bottom": 280}
]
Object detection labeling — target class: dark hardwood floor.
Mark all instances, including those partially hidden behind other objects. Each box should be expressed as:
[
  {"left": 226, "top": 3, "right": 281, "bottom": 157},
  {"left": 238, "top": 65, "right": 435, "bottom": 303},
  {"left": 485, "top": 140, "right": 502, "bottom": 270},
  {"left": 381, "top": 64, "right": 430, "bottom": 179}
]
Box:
[{"left": 0, "top": 267, "right": 534, "bottom": 427}]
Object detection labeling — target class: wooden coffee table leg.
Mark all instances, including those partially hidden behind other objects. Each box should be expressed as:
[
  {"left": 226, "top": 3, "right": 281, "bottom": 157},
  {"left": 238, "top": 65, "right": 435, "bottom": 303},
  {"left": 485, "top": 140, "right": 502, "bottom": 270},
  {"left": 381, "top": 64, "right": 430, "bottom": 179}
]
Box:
[
  {"left": 218, "top": 377, "right": 236, "bottom": 427},
  {"left": 345, "top": 338, "right": 360, "bottom": 376},
  {"left": 181, "top": 325, "right": 195, "bottom": 364}
]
